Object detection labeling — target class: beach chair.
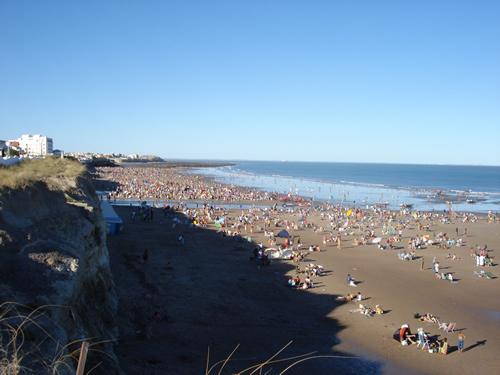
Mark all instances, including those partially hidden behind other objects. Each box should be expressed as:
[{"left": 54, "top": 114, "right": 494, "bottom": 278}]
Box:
[
  {"left": 441, "top": 272, "right": 447, "bottom": 280},
  {"left": 417, "top": 328, "right": 430, "bottom": 350},
  {"left": 437, "top": 320, "right": 448, "bottom": 330},
  {"left": 486, "top": 272, "right": 492, "bottom": 279},
  {"left": 439, "top": 322, "right": 453, "bottom": 332},
  {"left": 445, "top": 322, "right": 456, "bottom": 333}
]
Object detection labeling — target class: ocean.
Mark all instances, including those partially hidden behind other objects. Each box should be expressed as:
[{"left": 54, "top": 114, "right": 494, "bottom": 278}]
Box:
[{"left": 186, "top": 161, "right": 500, "bottom": 214}]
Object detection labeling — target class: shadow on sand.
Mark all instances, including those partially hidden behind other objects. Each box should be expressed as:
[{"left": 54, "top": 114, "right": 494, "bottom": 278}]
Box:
[{"left": 107, "top": 204, "right": 386, "bottom": 374}]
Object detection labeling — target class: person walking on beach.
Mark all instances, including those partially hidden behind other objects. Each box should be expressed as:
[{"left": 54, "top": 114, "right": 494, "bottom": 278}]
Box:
[
  {"left": 457, "top": 330, "right": 466, "bottom": 353},
  {"left": 337, "top": 234, "right": 342, "bottom": 249},
  {"left": 420, "top": 256, "right": 424, "bottom": 271},
  {"left": 347, "top": 274, "right": 354, "bottom": 285},
  {"left": 143, "top": 249, "right": 149, "bottom": 265}
]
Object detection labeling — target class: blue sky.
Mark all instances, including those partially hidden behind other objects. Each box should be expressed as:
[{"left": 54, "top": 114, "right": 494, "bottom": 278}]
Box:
[{"left": 1, "top": 1, "right": 499, "bottom": 165}]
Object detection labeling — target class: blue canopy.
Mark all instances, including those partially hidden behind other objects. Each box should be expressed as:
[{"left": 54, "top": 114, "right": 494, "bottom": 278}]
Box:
[{"left": 277, "top": 229, "right": 290, "bottom": 238}]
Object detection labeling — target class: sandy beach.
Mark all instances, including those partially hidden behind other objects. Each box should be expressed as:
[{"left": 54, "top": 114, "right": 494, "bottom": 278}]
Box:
[{"left": 98, "top": 167, "right": 499, "bottom": 374}]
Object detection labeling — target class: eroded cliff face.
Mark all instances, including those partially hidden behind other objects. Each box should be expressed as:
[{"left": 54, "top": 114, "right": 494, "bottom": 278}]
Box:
[{"left": 0, "top": 172, "right": 121, "bottom": 374}]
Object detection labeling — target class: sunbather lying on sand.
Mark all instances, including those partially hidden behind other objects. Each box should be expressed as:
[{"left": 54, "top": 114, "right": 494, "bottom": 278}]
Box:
[{"left": 420, "top": 313, "right": 438, "bottom": 323}]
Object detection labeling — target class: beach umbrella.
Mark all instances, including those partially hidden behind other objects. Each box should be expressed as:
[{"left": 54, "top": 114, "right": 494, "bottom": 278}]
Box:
[
  {"left": 347, "top": 210, "right": 352, "bottom": 216},
  {"left": 372, "top": 237, "right": 382, "bottom": 243},
  {"left": 217, "top": 217, "right": 225, "bottom": 223},
  {"left": 281, "top": 249, "right": 294, "bottom": 258},
  {"left": 262, "top": 213, "right": 269, "bottom": 217},
  {"left": 298, "top": 219, "right": 305, "bottom": 222},
  {"left": 172, "top": 218, "right": 180, "bottom": 223}
]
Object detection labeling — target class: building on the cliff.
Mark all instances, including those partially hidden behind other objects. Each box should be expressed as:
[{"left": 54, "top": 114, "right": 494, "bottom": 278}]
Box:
[{"left": 14, "top": 134, "right": 53, "bottom": 156}]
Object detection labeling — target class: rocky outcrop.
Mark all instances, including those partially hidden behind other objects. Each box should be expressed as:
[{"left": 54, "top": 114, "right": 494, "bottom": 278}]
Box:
[{"left": 0, "top": 171, "right": 121, "bottom": 374}]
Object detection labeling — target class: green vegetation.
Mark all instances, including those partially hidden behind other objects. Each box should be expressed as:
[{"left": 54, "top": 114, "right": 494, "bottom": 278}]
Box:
[
  {"left": 0, "top": 158, "right": 86, "bottom": 190},
  {"left": 8, "top": 149, "right": 20, "bottom": 157}
]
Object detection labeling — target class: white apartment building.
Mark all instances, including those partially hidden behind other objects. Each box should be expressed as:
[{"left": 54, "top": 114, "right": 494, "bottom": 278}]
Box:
[{"left": 16, "top": 134, "right": 53, "bottom": 156}]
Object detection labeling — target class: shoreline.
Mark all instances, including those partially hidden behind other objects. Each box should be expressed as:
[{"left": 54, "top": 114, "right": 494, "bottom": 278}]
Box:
[
  {"left": 184, "top": 167, "right": 500, "bottom": 214},
  {"left": 100, "top": 166, "right": 500, "bottom": 374}
]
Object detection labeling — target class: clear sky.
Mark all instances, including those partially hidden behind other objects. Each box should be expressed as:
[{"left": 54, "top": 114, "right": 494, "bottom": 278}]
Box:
[{"left": 1, "top": 1, "right": 499, "bottom": 165}]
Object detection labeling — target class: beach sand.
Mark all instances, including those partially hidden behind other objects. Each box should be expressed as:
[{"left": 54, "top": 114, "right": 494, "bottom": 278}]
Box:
[{"left": 101, "top": 173, "right": 499, "bottom": 374}]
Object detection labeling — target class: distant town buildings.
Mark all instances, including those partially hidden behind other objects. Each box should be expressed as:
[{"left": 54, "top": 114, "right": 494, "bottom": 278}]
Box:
[
  {"left": 9, "top": 134, "right": 53, "bottom": 156},
  {"left": 1, "top": 134, "right": 150, "bottom": 165}
]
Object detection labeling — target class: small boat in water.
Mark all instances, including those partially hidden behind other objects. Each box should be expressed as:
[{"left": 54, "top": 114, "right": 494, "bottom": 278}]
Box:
[
  {"left": 400, "top": 203, "right": 414, "bottom": 208},
  {"left": 375, "top": 202, "right": 390, "bottom": 207},
  {"left": 467, "top": 199, "right": 477, "bottom": 204}
]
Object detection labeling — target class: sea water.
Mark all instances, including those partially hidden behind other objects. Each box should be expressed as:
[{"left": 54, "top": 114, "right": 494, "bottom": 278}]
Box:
[{"left": 186, "top": 161, "right": 500, "bottom": 214}]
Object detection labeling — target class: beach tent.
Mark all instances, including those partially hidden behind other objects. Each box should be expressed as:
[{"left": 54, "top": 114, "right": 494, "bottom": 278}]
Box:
[
  {"left": 393, "top": 328, "right": 401, "bottom": 342},
  {"left": 172, "top": 217, "right": 180, "bottom": 223},
  {"left": 277, "top": 229, "right": 290, "bottom": 238},
  {"left": 265, "top": 248, "right": 280, "bottom": 259},
  {"left": 215, "top": 223, "right": 222, "bottom": 227}
]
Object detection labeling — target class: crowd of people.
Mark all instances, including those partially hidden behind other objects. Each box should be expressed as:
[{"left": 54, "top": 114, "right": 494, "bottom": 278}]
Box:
[
  {"left": 93, "top": 166, "right": 280, "bottom": 202},
  {"left": 94, "top": 166, "right": 495, "bottom": 364}
]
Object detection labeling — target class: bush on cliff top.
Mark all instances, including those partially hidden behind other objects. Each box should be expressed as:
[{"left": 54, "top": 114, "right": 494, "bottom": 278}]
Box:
[{"left": 0, "top": 158, "right": 86, "bottom": 190}]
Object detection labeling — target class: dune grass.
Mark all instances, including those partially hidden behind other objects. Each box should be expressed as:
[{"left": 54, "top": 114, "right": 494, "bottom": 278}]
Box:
[
  {"left": 205, "top": 341, "right": 359, "bottom": 375},
  {"left": 0, "top": 158, "right": 86, "bottom": 190},
  {"left": 0, "top": 302, "right": 112, "bottom": 374}
]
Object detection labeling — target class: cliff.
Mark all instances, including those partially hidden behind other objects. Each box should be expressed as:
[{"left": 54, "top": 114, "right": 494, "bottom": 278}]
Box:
[{"left": 0, "top": 160, "right": 120, "bottom": 374}]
